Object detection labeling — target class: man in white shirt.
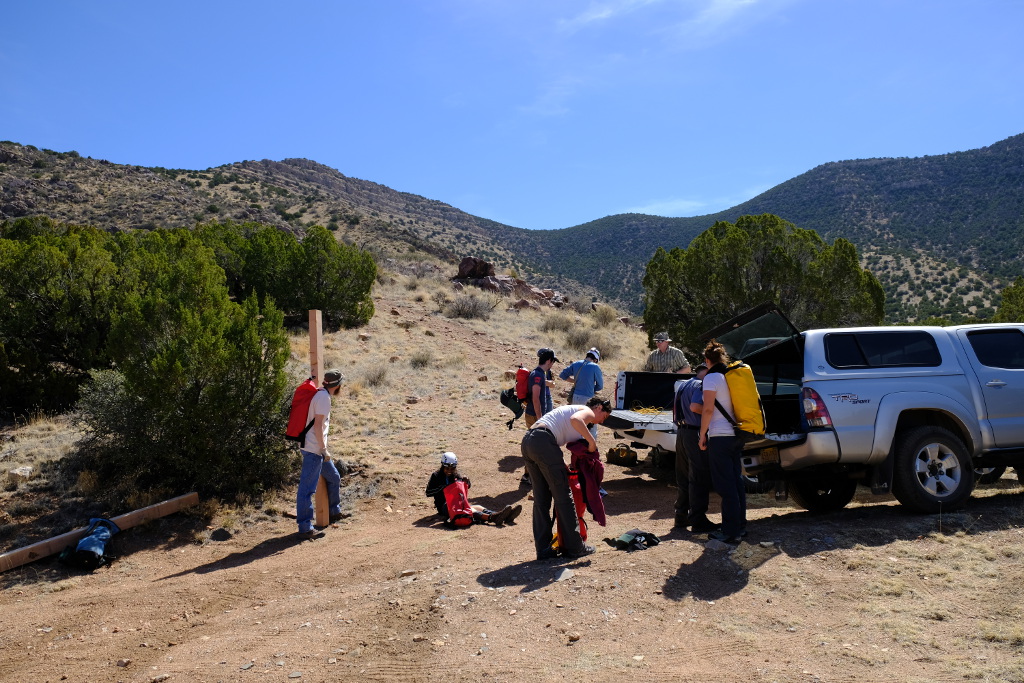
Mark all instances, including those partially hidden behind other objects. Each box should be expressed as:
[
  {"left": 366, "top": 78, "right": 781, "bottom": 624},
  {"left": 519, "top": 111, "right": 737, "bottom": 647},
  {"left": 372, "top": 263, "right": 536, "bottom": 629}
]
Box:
[
  {"left": 296, "top": 369, "right": 345, "bottom": 538},
  {"left": 521, "top": 397, "right": 612, "bottom": 560}
]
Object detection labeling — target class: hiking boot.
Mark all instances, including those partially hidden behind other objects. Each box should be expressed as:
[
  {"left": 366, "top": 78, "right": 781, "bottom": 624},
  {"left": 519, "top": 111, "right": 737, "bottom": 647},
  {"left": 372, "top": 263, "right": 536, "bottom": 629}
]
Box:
[
  {"left": 689, "top": 518, "right": 720, "bottom": 533},
  {"left": 562, "top": 543, "right": 596, "bottom": 559},
  {"left": 329, "top": 511, "right": 348, "bottom": 523},
  {"left": 490, "top": 506, "right": 512, "bottom": 527},
  {"left": 673, "top": 517, "right": 688, "bottom": 529},
  {"left": 296, "top": 529, "right": 319, "bottom": 540},
  {"left": 506, "top": 504, "right": 523, "bottom": 524},
  {"left": 709, "top": 531, "right": 741, "bottom": 545},
  {"left": 520, "top": 472, "right": 531, "bottom": 487},
  {"left": 536, "top": 547, "right": 560, "bottom": 561}
]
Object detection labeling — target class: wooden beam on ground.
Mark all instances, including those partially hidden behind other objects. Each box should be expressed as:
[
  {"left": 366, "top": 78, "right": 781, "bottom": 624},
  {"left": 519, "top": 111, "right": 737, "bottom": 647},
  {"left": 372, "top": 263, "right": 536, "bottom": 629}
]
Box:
[
  {"left": 309, "top": 310, "right": 330, "bottom": 527},
  {"left": 0, "top": 492, "right": 200, "bottom": 573}
]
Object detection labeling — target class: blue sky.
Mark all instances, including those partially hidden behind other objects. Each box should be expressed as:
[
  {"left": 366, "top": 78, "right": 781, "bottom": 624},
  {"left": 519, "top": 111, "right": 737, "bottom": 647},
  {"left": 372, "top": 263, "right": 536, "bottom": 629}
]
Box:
[{"left": 3, "top": 1, "right": 1022, "bottom": 230}]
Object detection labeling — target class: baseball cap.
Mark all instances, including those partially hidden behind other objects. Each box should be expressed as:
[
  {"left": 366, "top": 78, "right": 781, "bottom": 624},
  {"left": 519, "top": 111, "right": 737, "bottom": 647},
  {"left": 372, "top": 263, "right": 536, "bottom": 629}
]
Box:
[{"left": 537, "top": 347, "right": 560, "bottom": 363}]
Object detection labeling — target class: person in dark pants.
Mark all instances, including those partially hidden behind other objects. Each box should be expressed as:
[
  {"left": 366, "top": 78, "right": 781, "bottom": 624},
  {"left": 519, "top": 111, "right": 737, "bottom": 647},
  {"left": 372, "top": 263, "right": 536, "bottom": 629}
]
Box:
[
  {"left": 674, "top": 364, "right": 717, "bottom": 532},
  {"left": 521, "top": 398, "right": 612, "bottom": 560},
  {"left": 521, "top": 347, "right": 559, "bottom": 487},
  {"left": 698, "top": 340, "right": 747, "bottom": 544}
]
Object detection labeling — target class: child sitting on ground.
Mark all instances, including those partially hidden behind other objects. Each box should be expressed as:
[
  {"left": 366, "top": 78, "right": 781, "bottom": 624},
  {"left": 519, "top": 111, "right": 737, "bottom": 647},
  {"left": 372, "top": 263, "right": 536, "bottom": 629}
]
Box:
[{"left": 425, "top": 452, "right": 522, "bottom": 527}]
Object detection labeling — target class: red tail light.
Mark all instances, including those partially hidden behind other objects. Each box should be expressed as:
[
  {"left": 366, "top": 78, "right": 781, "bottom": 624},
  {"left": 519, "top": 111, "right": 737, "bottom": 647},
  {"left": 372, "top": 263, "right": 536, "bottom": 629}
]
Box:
[{"left": 802, "top": 387, "right": 833, "bottom": 428}]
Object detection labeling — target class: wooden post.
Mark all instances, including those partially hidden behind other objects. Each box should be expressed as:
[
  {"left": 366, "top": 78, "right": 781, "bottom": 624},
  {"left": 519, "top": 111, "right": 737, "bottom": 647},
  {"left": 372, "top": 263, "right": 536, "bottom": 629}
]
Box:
[
  {"left": 0, "top": 492, "right": 199, "bottom": 573},
  {"left": 309, "top": 310, "right": 330, "bottom": 527}
]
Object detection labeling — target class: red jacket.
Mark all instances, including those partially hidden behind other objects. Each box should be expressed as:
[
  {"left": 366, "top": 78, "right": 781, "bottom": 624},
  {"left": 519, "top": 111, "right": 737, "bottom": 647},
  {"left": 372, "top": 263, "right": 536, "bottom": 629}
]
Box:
[{"left": 566, "top": 440, "right": 606, "bottom": 526}]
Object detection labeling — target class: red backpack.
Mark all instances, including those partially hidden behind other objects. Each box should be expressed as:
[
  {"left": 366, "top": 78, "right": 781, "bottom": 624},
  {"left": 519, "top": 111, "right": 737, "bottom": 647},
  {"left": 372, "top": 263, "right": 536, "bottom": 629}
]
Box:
[
  {"left": 514, "top": 367, "right": 529, "bottom": 400},
  {"left": 285, "top": 378, "right": 320, "bottom": 447},
  {"left": 443, "top": 480, "right": 474, "bottom": 528}
]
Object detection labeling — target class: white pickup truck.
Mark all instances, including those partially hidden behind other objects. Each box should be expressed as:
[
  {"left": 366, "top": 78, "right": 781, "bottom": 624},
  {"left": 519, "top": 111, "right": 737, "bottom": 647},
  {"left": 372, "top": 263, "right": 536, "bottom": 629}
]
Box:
[{"left": 603, "top": 304, "right": 1024, "bottom": 513}]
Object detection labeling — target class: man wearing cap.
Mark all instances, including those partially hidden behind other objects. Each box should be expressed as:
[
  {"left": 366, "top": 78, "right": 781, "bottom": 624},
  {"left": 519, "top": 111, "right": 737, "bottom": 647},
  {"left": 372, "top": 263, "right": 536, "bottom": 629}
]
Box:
[
  {"left": 521, "top": 397, "right": 613, "bottom": 560},
  {"left": 521, "top": 348, "right": 558, "bottom": 486},
  {"left": 560, "top": 347, "right": 604, "bottom": 405},
  {"left": 296, "top": 370, "right": 346, "bottom": 539},
  {"left": 643, "top": 332, "right": 691, "bottom": 374}
]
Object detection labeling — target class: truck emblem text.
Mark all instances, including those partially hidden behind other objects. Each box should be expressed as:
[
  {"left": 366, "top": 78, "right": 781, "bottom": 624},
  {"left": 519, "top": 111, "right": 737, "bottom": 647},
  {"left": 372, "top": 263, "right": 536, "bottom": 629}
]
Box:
[{"left": 830, "top": 393, "right": 871, "bottom": 404}]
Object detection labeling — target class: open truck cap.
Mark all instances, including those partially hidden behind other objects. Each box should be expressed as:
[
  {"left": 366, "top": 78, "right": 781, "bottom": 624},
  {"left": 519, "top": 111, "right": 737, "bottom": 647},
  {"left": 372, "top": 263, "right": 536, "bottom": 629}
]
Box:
[{"left": 698, "top": 302, "right": 801, "bottom": 361}]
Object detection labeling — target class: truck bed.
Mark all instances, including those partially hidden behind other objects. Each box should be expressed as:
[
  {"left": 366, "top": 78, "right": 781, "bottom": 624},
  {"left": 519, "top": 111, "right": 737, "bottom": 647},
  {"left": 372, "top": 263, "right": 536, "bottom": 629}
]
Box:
[{"left": 603, "top": 409, "right": 674, "bottom": 432}]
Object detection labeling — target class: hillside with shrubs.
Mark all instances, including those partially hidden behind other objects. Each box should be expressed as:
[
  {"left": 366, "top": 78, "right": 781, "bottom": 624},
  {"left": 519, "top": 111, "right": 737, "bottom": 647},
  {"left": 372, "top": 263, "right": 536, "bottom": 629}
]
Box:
[{"left": 3, "top": 134, "right": 1023, "bottom": 321}]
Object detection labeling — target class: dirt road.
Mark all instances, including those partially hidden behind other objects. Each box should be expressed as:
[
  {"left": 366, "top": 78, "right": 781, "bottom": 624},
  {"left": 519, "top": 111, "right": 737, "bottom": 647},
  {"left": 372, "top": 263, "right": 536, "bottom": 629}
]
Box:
[{"left": 3, "top": 281, "right": 1024, "bottom": 682}]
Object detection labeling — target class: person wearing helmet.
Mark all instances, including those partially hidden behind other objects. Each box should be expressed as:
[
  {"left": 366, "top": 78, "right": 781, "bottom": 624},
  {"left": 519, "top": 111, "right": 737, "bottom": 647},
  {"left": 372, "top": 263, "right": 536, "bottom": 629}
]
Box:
[
  {"left": 521, "top": 348, "right": 559, "bottom": 486},
  {"left": 425, "top": 452, "right": 522, "bottom": 527},
  {"left": 559, "top": 347, "right": 604, "bottom": 405}
]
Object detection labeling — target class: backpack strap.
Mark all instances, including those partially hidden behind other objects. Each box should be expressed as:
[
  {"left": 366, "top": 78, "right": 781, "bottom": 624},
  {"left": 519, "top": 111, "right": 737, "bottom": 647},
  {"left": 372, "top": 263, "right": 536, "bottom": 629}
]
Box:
[
  {"left": 707, "top": 365, "right": 739, "bottom": 426},
  {"left": 714, "top": 398, "right": 739, "bottom": 426}
]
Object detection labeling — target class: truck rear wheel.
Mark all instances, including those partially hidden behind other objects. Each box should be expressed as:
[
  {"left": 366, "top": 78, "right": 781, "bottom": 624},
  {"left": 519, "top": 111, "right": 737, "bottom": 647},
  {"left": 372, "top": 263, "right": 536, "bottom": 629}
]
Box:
[
  {"left": 789, "top": 476, "right": 857, "bottom": 512},
  {"left": 891, "top": 426, "right": 974, "bottom": 513}
]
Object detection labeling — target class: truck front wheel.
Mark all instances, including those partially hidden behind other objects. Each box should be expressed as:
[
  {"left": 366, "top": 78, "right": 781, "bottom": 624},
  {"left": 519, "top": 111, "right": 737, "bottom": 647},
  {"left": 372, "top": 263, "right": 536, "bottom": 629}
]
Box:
[
  {"left": 891, "top": 427, "right": 974, "bottom": 513},
  {"left": 789, "top": 476, "right": 857, "bottom": 512}
]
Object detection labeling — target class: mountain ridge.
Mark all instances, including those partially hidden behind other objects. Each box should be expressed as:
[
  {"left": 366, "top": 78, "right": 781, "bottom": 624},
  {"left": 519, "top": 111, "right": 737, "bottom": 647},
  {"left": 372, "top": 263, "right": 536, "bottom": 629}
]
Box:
[{"left": 3, "top": 133, "right": 1023, "bottom": 320}]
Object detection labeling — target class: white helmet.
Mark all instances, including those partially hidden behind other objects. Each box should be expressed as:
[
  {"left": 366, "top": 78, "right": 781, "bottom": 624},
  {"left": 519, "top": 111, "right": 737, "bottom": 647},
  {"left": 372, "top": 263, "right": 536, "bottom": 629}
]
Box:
[{"left": 441, "top": 452, "right": 458, "bottom": 466}]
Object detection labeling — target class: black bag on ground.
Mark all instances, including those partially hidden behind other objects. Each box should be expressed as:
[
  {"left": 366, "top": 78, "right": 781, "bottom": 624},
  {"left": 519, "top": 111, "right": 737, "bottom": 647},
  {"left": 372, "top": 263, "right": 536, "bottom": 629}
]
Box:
[
  {"left": 59, "top": 518, "right": 121, "bottom": 571},
  {"left": 603, "top": 528, "right": 661, "bottom": 552}
]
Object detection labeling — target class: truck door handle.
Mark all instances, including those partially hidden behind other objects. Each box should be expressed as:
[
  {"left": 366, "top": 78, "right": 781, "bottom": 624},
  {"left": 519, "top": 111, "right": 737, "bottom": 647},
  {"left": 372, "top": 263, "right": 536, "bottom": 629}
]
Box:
[{"left": 987, "top": 380, "right": 1008, "bottom": 388}]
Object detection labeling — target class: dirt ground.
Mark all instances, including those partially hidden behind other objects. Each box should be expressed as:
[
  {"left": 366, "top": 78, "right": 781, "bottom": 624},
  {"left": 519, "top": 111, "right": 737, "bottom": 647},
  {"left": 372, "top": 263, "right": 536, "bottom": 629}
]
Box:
[{"left": 3, "top": 278, "right": 1024, "bottom": 683}]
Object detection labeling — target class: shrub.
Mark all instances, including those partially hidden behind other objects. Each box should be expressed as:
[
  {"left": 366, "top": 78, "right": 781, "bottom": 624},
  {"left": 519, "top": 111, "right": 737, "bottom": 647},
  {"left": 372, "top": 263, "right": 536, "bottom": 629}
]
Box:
[
  {"left": 591, "top": 304, "right": 619, "bottom": 327},
  {"left": 431, "top": 289, "right": 451, "bottom": 311},
  {"left": 409, "top": 349, "right": 433, "bottom": 369},
  {"left": 363, "top": 363, "right": 389, "bottom": 387},
  {"left": 540, "top": 311, "right": 575, "bottom": 333},
  {"left": 75, "top": 231, "right": 292, "bottom": 501},
  {"left": 444, "top": 294, "right": 493, "bottom": 320},
  {"left": 564, "top": 327, "right": 620, "bottom": 361}
]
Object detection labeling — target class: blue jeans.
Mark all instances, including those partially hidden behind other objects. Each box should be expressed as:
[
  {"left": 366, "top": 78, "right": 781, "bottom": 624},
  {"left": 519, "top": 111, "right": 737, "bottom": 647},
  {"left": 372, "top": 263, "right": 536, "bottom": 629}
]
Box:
[
  {"left": 296, "top": 450, "right": 342, "bottom": 532},
  {"left": 570, "top": 392, "right": 593, "bottom": 406}
]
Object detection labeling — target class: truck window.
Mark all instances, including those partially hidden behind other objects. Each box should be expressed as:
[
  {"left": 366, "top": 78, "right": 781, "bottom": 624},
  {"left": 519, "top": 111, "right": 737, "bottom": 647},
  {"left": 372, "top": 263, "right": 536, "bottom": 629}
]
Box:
[
  {"left": 824, "top": 331, "right": 942, "bottom": 369},
  {"left": 967, "top": 329, "right": 1024, "bottom": 369}
]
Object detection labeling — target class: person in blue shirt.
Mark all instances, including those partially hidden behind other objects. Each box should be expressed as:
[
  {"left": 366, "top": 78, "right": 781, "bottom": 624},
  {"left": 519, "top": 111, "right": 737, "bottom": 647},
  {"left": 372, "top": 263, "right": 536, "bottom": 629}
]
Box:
[
  {"left": 560, "top": 347, "right": 604, "bottom": 405},
  {"left": 674, "top": 363, "right": 718, "bottom": 533},
  {"left": 521, "top": 348, "right": 559, "bottom": 486}
]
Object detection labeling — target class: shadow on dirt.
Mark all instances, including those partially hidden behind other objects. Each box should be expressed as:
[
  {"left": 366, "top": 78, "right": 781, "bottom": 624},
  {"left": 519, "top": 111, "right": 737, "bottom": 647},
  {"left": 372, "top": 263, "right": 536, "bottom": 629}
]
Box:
[
  {"left": 749, "top": 486, "right": 1024, "bottom": 561},
  {"left": 662, "top": 546, "right": 751, "bottom": 602},
  {"left": 156, "top": 533, "right": 306, "bottom": 580},
  {"left": 496, "top": 454, "right": 527, "bottom": 474},
  {"left": 478, "top": 556, "right": 595, "bottom": 594},
  {"left": 659, "top": 484, "right": 1024, "bottom": 602}
]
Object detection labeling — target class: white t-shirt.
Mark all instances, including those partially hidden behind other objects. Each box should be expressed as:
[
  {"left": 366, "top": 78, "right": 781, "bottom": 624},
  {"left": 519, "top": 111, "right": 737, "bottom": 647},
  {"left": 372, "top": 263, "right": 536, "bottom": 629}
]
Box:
[
  {"left": 303, "top": 388, "right": 332, "bottom": 453},
  {"left": 702, "top": 372, "right": 736, "bottom": 437},
  {"left": 535, "top": 404, "right": 590, "bottom": 446}
]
